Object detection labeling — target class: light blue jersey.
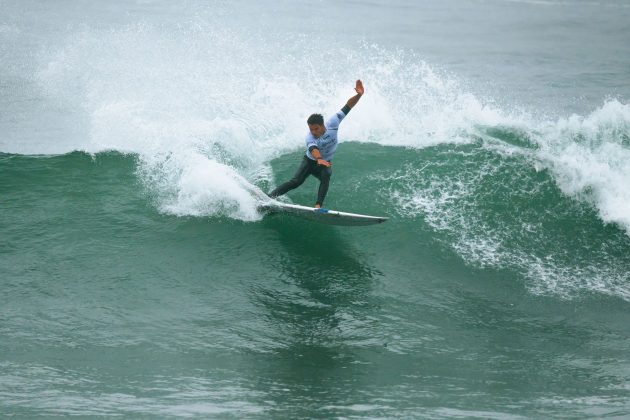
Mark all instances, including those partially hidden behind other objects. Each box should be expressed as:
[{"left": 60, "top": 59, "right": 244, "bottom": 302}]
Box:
[{"left": 305, "top": 109, "right": 347, "bottom": 162}]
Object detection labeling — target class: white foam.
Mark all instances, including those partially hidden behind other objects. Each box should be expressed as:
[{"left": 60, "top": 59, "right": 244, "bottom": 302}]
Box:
[
  {"left": 34, "top": 23, "right": 306, "bottom": 220},
  {"left": 385, "top": 149, "right": 630, "bottom": 302},
  {"left": 152, "top": 153, "right": 262, "bottom": 221},
  {"left": 536, "top": 99, "right": 630, "bottom": 234}
]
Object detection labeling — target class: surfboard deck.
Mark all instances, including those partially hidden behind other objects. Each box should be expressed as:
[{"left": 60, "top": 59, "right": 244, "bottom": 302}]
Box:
[{"left": 261, "top": 200, "right": 388, "bottom": 226}]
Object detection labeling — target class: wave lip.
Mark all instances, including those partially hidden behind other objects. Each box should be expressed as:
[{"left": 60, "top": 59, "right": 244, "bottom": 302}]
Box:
[
  {"left": 538, "top": 99, "right": 630, "bottom": 234},
  {"left": 382, "top": 101, "right": 630, "bottom": 302}
]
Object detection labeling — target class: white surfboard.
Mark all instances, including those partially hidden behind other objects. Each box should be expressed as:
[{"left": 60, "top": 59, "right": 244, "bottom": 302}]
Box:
[{"left": 261, "top": 200, "right": 388, "bottom": 226}]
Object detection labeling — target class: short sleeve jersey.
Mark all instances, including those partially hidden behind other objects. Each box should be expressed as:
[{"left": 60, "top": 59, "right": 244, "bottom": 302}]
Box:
[{"left": 305, "top": 109, "right": 347, "bottom": 162}]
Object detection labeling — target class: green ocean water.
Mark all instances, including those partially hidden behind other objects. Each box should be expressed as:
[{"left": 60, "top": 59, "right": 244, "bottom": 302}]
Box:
[
  {"left": 2, "top": 0, "right": 630, "bottom": 417},
  {"left": 3, "top": 140, "right": 630, "bottom": 417}
]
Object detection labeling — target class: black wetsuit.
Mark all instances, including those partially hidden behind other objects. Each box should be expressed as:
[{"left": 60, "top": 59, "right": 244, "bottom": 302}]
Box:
[{"left": 268, "top": 156, "right": 332, "bottom": 206}]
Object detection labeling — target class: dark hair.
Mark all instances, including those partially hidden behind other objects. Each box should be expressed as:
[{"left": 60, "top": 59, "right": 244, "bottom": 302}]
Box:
[{"left": 307, "top": 113, "right": 324, "bottom": 125}]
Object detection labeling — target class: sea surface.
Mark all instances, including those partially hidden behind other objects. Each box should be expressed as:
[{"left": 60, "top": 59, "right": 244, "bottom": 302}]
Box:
[{"left": 2, "top": 0, "right": 630, "bottom": 417}]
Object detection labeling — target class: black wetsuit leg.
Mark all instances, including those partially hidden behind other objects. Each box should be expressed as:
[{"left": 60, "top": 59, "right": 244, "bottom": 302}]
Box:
[
  {"left": 268, "top": 156, "right": 315, "bottom": 198},
  {"left": 312, "top": 165, "right": 332, "bottom": 206}
]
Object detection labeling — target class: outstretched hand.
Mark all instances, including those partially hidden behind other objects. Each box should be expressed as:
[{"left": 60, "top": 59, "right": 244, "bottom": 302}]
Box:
[{"left": 355, "top": 79, "right": 364, "bottom": 96}]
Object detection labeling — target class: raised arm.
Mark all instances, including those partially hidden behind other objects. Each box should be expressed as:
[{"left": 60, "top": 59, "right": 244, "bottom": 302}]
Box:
[{"left": 344, "top": 80, "right": 364, "bottom": 111}]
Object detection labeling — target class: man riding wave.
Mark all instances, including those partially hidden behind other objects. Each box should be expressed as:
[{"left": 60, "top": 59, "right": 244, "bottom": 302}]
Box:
[{"left": 268, "top": 80, "right": 364, "bottom": 208}]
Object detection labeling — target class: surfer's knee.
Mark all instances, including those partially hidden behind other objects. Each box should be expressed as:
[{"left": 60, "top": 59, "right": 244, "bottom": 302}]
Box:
[{"left": 288, "top": 177, "right": 303, "bottom": 188}]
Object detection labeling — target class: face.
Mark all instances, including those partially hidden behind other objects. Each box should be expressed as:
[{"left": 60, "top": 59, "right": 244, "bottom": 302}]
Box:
[{"left": 308, "top": 123, "right": 326, "bottom": 139}]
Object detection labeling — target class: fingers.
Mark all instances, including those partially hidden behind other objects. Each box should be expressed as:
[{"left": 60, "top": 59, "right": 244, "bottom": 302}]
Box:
[{"left": 355, "top": 79, "right": 364, "bottom": 94}]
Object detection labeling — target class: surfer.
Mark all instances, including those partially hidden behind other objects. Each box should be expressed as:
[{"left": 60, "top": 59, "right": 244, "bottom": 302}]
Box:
[{"left": 268, "top": 80, "right": 364, "bottom": 208}]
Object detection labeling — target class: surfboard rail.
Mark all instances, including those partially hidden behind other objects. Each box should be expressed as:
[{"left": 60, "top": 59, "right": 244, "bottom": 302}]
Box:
[{"left": 261, "top": 200, "right": 388, "bottom": 226}]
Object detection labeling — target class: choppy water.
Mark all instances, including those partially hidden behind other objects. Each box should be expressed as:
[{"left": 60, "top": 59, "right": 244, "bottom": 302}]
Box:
[{"left": 2, "top": 0, "right": 630, "bottom": 417}]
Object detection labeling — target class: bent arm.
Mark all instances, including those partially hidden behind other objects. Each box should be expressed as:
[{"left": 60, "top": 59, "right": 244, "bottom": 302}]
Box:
[{"left": 309, "top": 146, "right": 332, "bottom": 167}]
